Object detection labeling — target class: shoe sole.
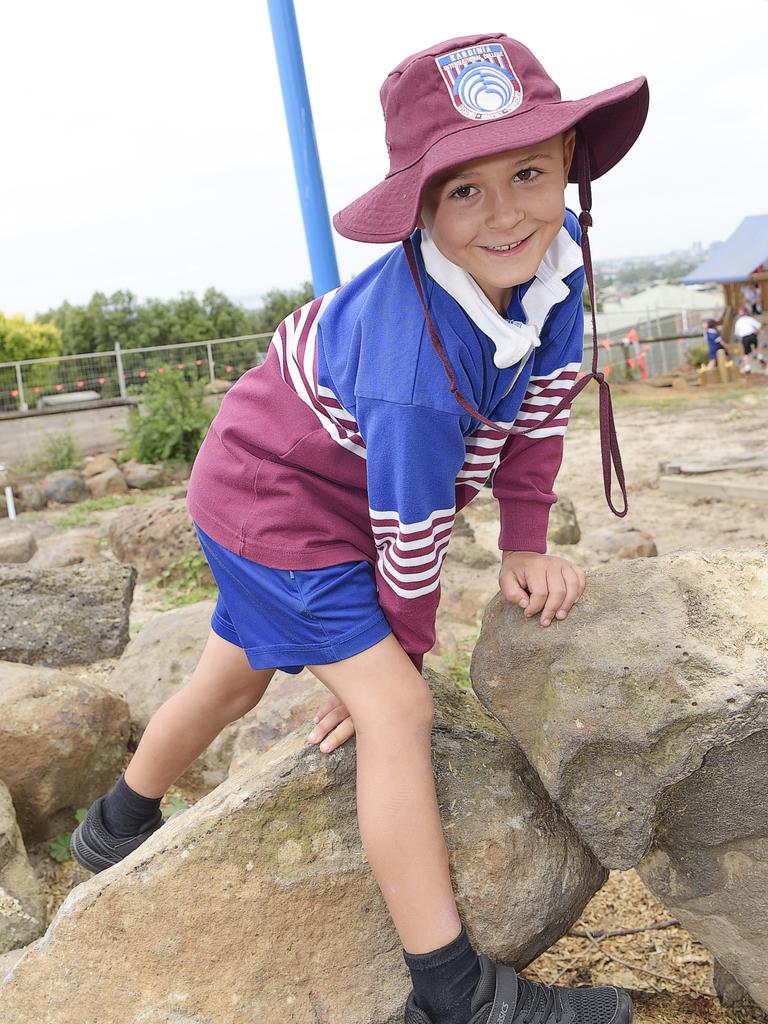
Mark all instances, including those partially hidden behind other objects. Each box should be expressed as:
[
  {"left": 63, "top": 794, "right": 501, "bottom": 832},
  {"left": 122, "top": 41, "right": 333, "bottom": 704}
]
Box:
[{"left": 70, "top": 819, "right": 126, "bottom": 873}]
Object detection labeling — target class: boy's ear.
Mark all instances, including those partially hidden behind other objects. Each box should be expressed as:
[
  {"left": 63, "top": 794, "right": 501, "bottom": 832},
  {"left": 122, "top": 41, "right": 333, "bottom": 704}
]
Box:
[{"left": 562, "top": 127, "right": 577, "bottom": 180}]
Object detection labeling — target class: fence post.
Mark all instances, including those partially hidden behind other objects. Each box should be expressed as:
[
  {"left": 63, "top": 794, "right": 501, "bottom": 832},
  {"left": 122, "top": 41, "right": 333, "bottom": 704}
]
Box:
[
  {"left": 206, "top": 342, "right": 215, "bottom": 384},
  {"left": 14, "top": 363, "right": 28, "bottom": 412},
  {"left": 114, "top": 343, "right": 127, "bottom": 399}
]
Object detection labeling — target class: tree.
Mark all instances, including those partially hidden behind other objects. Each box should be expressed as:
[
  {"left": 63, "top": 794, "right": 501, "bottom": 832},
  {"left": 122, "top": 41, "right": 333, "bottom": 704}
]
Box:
[{"left": 0, "top": 312, "right": 62, "bottom": 362}]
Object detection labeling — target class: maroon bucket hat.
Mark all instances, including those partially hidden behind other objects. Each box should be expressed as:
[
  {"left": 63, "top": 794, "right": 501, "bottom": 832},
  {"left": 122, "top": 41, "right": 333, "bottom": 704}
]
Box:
[{"left": 333, "top": 32, "right": 648, "bottom": 244}]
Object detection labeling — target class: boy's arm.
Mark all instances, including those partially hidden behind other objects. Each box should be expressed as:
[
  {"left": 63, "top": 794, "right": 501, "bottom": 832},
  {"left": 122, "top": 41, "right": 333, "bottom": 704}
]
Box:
[
  {"left": 355, "top": 396, "right": 467, "bottom": 672},
  {"left": 492, "top": 267, "right": 585, "bottom": 557}
]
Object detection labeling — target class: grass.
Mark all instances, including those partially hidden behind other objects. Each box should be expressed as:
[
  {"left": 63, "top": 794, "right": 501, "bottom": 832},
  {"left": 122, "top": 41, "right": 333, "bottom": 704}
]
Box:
[
  {"left": 144, "top": 550, "right": 217, "bottom": 610},
  {"left": 53, "top": 488, "right": 184, "bottom": 528},
  {"left": 442, "top": 619, "right": 482, "bottom": 690}
]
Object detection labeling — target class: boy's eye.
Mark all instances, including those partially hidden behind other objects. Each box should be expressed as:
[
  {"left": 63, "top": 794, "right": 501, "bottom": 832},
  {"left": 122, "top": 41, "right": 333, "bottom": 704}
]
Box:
[
  {"left": 449, "top": 184, "right": 478, "bottom": 200},
  {"left": 515, "top": 167, "right": 542, "bottom": 183}
]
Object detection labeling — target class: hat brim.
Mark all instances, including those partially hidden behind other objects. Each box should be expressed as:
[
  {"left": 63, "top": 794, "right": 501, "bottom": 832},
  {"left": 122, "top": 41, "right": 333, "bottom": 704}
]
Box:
[{"left": 333, "top": 76, "right": 649, "bottom": 243}]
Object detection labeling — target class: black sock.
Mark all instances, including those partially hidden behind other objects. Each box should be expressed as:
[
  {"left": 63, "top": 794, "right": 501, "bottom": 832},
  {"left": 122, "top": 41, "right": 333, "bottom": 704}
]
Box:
[
  {"left": 101, "top": 772, "right": 163, "bottom": 838},
  {"left": 403, "top": 924, "right": 481, "bottom": 1024}
]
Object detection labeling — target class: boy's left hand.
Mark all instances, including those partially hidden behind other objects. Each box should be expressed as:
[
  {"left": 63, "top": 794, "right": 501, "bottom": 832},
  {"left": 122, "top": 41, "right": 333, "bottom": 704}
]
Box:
[{"left": 500, "top": 551, "right": 586, "bottom": 627}]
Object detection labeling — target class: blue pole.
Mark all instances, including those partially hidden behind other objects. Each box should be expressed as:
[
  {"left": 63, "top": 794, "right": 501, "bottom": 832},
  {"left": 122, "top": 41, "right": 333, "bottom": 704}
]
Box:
[{"left": 267, "top": 0, "right": 340, "bottom": 295}]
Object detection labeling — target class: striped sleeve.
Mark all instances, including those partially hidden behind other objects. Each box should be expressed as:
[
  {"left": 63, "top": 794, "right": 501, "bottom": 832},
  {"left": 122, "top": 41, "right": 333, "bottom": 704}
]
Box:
[
  {"left": 355, "top": 397, "right": 467, "bottom": 672},
  {"left": 492, "top": 270, "right": 585, "bottom": 554}
]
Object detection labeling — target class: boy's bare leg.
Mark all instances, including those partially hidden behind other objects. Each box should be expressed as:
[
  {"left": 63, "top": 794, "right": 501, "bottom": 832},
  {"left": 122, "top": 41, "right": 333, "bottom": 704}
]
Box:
[
  {"left": 308, "top": 633, "right": 462, "bottom": 954},
  {"left": 124, "top": 630, "right": 276, "bottom": 798}
]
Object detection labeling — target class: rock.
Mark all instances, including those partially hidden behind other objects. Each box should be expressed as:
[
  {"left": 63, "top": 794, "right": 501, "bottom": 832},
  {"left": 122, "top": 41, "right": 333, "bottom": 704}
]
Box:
[
  {"left": 0, "top": 780, "right": 46, "bottom": 954},
  {"left": 108, "top": 496, "right": 197, "bottom": 581},
  {"left": 0, "top": 562, "right": 135, "bottom": 666},
  {"left": 0, "top": 525, "right": 36, "bottom": 564},
  {"left": 713, "top": 958, "right": 761, "bottom": 1008},
  {"left": 0, "top": 467, "right": 15, "bottom": 489},
  {"left": 16, "top": 484, "right": 47, "bottom": 512},
  {"left": 0, "top": 669, "right": 606, "bottom": 1023},
  {"left": 0, "top": 944, "right": 34, "bottom": 984},
  {"left": 84, "top": 468, "right": 129, "bottom": 498},
  {"left": 453, "top": 511, "right": 475, "bottom": 540},
  {"left": 547, "top": 497, "right": 581, "bottom": 545},
  {"left": 471, "top": 548, "right": 768, "bottom": 1013},
  {"left": 447, "top": 535, "right": 497, "bottom": 569},
  {"left": 27, "top": 529, "right": 104, "bottom": 568},
  {"left": 81, "top": 454, "right": 119, "bottom": 479},
  {"left": 43, "top": 471, "right": 89, "bottom": 504},
  {"left": 581, "top": 524, "right": 657, "bottom": 561},
  {"left": 0, "top": 661, "right": 130, "bottom": 844},
  {"left": 121, "top": 462, "right": 167, "bottom": 489},
  {"left": 230, "top": 668, "right": 330, "bottom": 775}
]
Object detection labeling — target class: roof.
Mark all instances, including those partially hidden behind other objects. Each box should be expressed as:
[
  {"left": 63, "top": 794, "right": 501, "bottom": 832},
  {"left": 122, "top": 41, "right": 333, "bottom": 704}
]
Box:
[
  {"left": 681, "top": 214, "right": 768, "bottom": 284},
  {"left": 596, "top": 282, "right": 721, "bottom": 334}
]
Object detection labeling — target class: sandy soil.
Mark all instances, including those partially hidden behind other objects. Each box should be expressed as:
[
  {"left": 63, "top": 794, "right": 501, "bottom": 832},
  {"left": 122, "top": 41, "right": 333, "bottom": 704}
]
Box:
[{"left": 18, "top": 378, "right": 768, "bottom": 1022}]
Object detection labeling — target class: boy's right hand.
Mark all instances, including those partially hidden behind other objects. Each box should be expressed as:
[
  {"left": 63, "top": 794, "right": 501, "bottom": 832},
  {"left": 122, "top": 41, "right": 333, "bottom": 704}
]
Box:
[{"left": 306, "top": 696, "right": 355, "bottom": 754}]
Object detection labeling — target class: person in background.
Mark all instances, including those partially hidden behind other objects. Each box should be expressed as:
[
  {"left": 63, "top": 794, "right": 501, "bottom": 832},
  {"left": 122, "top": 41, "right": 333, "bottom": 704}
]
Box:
[
  {"left": 733, "top": 306, "right": 765, "bottom": 374},
  {"left": 704, "top": 318, "right": 727, "bottom": 367}
]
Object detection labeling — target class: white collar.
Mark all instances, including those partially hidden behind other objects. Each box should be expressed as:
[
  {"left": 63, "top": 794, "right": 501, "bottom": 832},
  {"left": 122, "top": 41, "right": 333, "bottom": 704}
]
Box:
[{"left": 419, "top": 224, "right": 584, "bottom": 369}]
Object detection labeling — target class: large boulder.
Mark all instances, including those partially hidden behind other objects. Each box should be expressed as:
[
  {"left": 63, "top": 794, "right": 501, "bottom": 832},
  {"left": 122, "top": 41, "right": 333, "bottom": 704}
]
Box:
[
  {"left": 0, "top": 524, "right": 36, "bottom": 564},
  {"left": 43, "top": 471, "right": 89, "bottom": 504},
  {"left": 84, "top": 468, "right": 129, "bottom": 498},
  {"left": 0, "top": 780, "right": 46, "bottom": 954},
  {"left": 0, "top": 563, "right": 135, "bottom": 666},
  {"left": 0, "top": 670, "right": 606, "bottom": 1024},
  {"left": 0, "top": 661, "right": 130, "bottom": 844},
  {"left": 470, "top": 548, "right": 768, "bottom": 1012},
  {"left": 81, "top": 454, "right": 120, "bottom": 479},
  {"left": 121, "top": 461, "right": 167, "bottom": 489},
  {"left": 108, "top": 495, "right": 198, "bottom": 581},
  {"left": 27, "top": 528, "right": 104, "bottom": 569}
]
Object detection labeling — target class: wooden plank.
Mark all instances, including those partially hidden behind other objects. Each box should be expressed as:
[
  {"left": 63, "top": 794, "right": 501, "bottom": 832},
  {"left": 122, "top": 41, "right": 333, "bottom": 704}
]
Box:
[
  {"left": 659, "top": 475, "right": 768, "bottom": 502},
  {"left": 659, "top": 455, "right": 768, "bottom": 475}
]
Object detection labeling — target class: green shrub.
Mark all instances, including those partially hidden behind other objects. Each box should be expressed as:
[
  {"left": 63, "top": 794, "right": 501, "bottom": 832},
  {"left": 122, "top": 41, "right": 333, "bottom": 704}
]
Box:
[
  {"left": 119, "top": 368, "right": 213, "bottom": 463},
  {"left": 686, "top": 342, "right": 710, "bottom": 368},
  {"left": 145, "top": 550, "right": 217, "bottom": 609},
  {"left": 27, "top": 430, "right": 78, "bottom": 472}
]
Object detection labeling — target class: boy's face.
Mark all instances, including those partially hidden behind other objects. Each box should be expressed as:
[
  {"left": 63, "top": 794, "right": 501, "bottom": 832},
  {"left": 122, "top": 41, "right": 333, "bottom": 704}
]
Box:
[{"left": 417, "top": 129, "right": 577, "bottom": 315}]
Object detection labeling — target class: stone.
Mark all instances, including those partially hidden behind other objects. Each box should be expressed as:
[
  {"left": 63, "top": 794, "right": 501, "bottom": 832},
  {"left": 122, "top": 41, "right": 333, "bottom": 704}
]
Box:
[
  {"left": 0, "top": 525, "right": 36, "bottom": 564},
  {"left": 108, "top": 495, "right": 197, "bottom": 581},
  {"left": 27, "top": 529, "right": 104, "bottom": 569},
  {"left": 0, "top": 562, "right": 135, "bottom": 666},
  {"left": 81, "top": 454, "right": 119, "bottom": 479},
  {"left": 447, "top": 535, "right": 497, "bottom": 570},
  {"left": 16, "top": 484, "right": 47, "bottom": 512},
  {"left": 0, "top": 661, "right": 131, "bottom": 844},
  {"left": 547, "top": 496, "right": 581, "bottom": 545},
  {"left": 121, "top": 462, "right": 167, "bottom": 489},
  {"left": 580, "top": 523, "right": 657, "bottom": 561},
  {"left": 471, "top": 548, "right": 768, "bottom": 1013},
  {"left": 84, "top": 467, "right": 129, "bottom": 498},
  {"left": 0, "top": 780, "right": 46, "bottom": 954},
  {"left": 0, "top": 669, "right": 606, "bottom": 1024},
  {"left": 43, "top": 471, "right": 89, "bottom": 504}
]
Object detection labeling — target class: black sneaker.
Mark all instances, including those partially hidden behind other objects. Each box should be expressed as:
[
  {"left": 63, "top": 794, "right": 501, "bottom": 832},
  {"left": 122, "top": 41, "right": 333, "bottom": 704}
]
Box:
[
  {"left": 404, "top": 952, "right": 633, "bottom": 1024},
  {"left": 70, "top": 794, "right": 165, "bottom": 874}
]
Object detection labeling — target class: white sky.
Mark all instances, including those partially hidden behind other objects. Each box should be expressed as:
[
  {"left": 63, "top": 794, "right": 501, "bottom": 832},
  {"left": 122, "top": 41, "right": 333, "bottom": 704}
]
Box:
[{"left": 2, "top": 0, "right": 766, "bottom": 318}]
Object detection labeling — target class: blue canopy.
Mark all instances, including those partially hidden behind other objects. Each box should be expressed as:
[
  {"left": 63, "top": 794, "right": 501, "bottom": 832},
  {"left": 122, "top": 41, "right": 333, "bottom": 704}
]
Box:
[{"left": 681, "top": 214, "right": 768, "bottom": 284}]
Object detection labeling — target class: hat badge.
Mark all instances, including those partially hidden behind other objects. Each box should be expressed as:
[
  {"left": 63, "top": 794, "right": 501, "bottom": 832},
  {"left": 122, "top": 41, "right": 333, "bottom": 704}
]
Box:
[{"left": 434, "top": 43, "right": 523, "bottom": 121}]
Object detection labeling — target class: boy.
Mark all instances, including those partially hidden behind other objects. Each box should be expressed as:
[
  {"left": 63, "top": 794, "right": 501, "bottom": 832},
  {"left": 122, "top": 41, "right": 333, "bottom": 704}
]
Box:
[{"left": 73, "top": 33, "right": 648, "bottom": 1024}]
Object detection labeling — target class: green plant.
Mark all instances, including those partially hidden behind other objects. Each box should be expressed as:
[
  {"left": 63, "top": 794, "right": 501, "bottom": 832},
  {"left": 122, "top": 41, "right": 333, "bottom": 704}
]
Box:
[
  {"left": 686, "top": 342, "right": 710, "bottom": 368},
  {"left": 162, "top": 794, "right": 191, "bottom": 819},
  {"left": 54, "top": 490, "right": 178, "bottom": 529},
  {"left": 27, "top": 430, "right": 78, "bottom": 472},
  {"left": 48, "top": 807, "right": 86, "bottom": 863},
  {"left": 145, "top": 550, "right": 217, "bottom": 609},
  {"left": 118, "top": 368, "right": 213, "bottom": 464},
  {"left": 442, "top": 618, "right": 482, "bottom": 690}
]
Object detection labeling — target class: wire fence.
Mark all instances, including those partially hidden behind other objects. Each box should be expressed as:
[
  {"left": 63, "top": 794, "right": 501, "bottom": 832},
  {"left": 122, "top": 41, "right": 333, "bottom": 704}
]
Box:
[{"left": 0, "top": 303, "right": 726, "bottom": 415}]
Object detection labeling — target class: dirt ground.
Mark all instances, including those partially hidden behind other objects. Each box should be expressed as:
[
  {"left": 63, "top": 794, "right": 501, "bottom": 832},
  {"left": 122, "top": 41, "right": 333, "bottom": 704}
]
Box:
[{"left": 18, "top": 377, "right": 768, "bottom": 1022}]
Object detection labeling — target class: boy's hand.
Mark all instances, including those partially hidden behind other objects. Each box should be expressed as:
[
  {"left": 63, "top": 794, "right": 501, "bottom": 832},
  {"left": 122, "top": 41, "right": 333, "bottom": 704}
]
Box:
[
  {"left": 306, "top": 696, "right": 355, "bottom": 754},
  {"left": 500, "top": 551, "right": 586, "bottom": 627}
]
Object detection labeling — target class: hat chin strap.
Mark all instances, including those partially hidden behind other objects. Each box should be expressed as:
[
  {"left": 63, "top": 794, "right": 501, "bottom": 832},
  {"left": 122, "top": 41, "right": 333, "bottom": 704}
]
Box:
[{"left": 401, "top": 127, "right": 628, "bottom": 518}]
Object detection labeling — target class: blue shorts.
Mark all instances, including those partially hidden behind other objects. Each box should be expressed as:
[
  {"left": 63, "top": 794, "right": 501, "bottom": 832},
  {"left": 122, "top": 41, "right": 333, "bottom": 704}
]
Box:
[{"left": 192, "top": 523, "right": 393, "bottom": 674}]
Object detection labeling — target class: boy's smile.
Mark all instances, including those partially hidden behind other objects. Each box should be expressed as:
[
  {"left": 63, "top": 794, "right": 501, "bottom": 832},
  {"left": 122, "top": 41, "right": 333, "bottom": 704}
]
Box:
[{"left": 417, "top": 129, "right": 576, "bottom": 315}]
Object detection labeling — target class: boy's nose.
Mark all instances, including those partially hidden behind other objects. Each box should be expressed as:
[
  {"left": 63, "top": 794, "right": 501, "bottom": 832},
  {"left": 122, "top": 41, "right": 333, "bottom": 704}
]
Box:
[{"left": 485, "top": 197, "right": 526, "bottom": 232}]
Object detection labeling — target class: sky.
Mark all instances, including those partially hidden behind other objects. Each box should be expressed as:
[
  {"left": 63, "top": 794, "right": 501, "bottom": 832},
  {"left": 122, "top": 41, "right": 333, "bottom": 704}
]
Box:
[{"left": 2, "top": 0, "right": 766, "bottom": 318}]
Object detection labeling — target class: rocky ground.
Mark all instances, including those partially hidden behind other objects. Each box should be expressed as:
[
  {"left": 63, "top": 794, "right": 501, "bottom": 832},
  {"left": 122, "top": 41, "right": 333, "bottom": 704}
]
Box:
[{"left": 13, "top": 377, "right": 768, "bottom": 1022}]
